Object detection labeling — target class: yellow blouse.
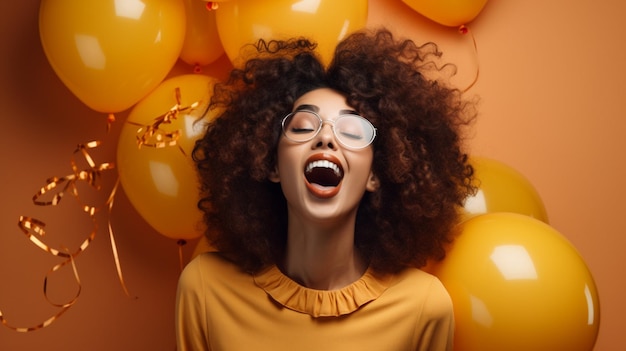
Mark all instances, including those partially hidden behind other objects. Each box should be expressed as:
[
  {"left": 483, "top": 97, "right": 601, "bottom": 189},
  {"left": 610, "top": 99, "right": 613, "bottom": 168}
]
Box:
[{"left": 176, "top": 252, "right": 454, "bottom": 351}]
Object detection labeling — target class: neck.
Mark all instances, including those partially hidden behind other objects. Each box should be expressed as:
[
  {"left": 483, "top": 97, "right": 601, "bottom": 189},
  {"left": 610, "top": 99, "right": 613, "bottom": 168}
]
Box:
[{"left": 283, "top": 216, "right": 367, "bottom": 290}]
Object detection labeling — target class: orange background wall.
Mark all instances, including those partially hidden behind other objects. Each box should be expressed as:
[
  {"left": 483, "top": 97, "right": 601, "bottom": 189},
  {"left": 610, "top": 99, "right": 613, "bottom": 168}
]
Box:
[{"left": 1, "top": 1, "right": 624, "bottom": 350}]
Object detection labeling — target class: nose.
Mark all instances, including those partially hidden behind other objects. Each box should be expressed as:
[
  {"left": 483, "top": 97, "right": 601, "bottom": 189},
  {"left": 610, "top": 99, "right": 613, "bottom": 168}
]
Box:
[{"left": 313, "top": 122, "right": 337, "bottom": 150}]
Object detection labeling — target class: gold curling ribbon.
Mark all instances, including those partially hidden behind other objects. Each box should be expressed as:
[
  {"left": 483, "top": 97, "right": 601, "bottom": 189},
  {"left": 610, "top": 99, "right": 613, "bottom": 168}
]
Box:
[
  {"left": 0, "top": 245, "right": 81, "bottom": 332},
  {"left": 105, "top": 177, "right": 135, "bottom": 298},
  {"left": 3, "top": 88, "right": 200, "bottom": 331},
  {"left": 127, "top": 87, "right": 200, "bottom": 272},
  {"left": 1, "top": 140, "right": 134, "bottom": 332},
  {"left": 127, "top": 87, "right": 199, "bottom": 156}
]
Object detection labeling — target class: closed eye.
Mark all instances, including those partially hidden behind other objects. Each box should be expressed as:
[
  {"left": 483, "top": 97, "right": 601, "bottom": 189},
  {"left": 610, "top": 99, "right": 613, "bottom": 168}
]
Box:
[
  {"left": 290, "top": 127, "right": 316, "bottom": 134},
  {"left": 338, "top": 131, "right": 364, "bottom": 140}
]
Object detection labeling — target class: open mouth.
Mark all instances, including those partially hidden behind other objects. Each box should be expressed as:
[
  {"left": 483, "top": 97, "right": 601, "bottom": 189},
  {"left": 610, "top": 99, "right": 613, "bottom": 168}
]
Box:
[
  {"left": 305, "top": 160, "right": 343, "bottom": 187},
  {"left": 304, "top": 154, "right": 344, "bottom": 198}
]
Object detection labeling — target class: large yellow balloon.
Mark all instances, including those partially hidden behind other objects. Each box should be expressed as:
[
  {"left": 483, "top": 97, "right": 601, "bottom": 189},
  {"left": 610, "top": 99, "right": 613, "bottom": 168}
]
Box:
[
  {"left": 39, "top": 0, "right": 186, "bottom": 113},
  {"left": 117, "top": 74, "right": 219, "bottom": 240},
  {"left": 180, "top": 0, "right": 225, "bottom": 67},
  {"left": 463, "top": 157, "right": 549, "bottom": 223},
  {"left": 401, "top": 0, "right": 488, "bottom": 27},
  {"left": 215, "top": 0, "right": 368, "bottom": 66},
  {"left": 430, "top": 213, "right": 600, "bottom": 351}
]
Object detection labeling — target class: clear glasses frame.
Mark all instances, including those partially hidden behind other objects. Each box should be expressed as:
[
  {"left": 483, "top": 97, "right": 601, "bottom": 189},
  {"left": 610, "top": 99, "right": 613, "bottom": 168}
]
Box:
[{"left": 280, "top": 110, "right": 377, "bottom": 149}]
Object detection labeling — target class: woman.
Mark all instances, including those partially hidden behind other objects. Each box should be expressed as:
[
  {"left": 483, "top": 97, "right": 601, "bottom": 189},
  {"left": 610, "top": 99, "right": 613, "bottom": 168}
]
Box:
[{"left": 176, "top": 28, "right": 476, "bottom": 351}]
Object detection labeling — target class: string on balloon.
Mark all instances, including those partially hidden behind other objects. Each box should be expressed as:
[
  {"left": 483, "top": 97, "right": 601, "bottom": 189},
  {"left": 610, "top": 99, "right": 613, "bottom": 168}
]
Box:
[
  {"left": 205, "top": 2, "right": 220, "bottom": 11},
  {"left": 458, "top": 25, "right": 480, "bottom": 93}
]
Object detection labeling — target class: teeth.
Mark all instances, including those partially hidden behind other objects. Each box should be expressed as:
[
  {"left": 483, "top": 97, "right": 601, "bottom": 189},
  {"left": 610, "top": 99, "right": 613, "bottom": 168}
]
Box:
[{"left": 306, "top": 160, "right": 342, "bottom": 177}]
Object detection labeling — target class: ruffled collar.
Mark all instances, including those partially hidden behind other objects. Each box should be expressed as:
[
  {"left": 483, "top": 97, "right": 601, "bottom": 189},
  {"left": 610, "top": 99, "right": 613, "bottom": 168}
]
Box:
[{"left": 253, "top": 265, "right": 392, "bottom": 317}]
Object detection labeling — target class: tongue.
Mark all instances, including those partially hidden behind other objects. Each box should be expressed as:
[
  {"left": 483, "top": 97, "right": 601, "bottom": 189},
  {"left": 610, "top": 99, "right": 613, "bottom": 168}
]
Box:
[{"left": 306, "top": 167, "right": 340, "bottom": 187}]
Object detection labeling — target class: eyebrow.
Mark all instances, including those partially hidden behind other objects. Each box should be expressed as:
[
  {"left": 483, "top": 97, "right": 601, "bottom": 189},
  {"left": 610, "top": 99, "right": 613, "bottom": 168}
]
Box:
[
  {"left": 340, "top": 109, "right": 359, "bottom": 115},
  {"left": 294, "top": 104, "right": 319, "bottom": 112},
  {"left": 294, "top": 104, "right": 358, "bottom": 115}
]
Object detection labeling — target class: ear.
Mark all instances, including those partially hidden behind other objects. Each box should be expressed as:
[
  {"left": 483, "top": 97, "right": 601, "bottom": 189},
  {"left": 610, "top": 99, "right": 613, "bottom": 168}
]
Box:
[
  {"left": 365, "top": 171, "right": 379, "bottom": 192},
  {"left": 268, "top": 164, "right": 280, "bottom": 183}
]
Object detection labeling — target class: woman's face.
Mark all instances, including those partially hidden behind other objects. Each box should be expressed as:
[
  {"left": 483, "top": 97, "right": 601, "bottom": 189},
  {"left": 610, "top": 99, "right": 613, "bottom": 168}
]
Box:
[{"left": 270, "top": 88, "right": 378, "bottom": 225}]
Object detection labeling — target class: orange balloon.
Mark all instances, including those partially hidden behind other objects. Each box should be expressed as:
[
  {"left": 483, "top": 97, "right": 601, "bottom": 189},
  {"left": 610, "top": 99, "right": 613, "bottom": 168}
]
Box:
[
  {"left": 463, "top": 157, "right": 549, "bottom": 223},
  {"left": 39, "top": 0, "right": 186, "bottom": 113},
  {"left": 117, "top": 74, "right": 219, "bottom": 240},
  {"left": 180, "top": 0, "right": 225, "bottom": 67},
  {"left": 215, "top": 0, "right": 368, "bottom": 66},
  {"left": 430, "top": 213, "right": 600, "bottom": 351},
  {"left": 401, "top": 0, "right": 488, "bottom": 27}
]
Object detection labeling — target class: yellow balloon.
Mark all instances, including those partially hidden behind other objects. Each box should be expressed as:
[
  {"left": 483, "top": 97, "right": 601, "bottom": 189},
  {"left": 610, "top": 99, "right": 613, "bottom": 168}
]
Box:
[
  {"left": 39, "top": 0, "right": 186, "bottom": 113},
  {"left": 430, "top": 213, "right": 600, "bottom": 351},
  {"left": 401, "top": 0, "right": 488, "bottom": 27},
  {"left": 180, "top": 0, "right": 225, "bottom": 67},
  {"left": 215, "top": 0, "right": 368, "bottom": 66},
  {"left": 463, "top": 157, "right": 549, "bottom": 223},
  {"left": 117, "top": 74, "right": 219, "bottom": 240}
]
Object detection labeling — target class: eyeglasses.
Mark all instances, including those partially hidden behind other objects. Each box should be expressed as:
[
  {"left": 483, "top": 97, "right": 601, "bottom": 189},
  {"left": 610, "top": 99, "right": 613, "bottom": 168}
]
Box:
[{"left": 281, "top": 110, "right": 376, "bottom": 149}]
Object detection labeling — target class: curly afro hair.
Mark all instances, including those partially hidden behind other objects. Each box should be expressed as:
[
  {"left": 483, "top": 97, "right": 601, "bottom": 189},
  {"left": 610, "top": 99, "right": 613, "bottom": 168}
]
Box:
[{"left": 193, "top": 28, "right": 477, "bottom": 274}]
